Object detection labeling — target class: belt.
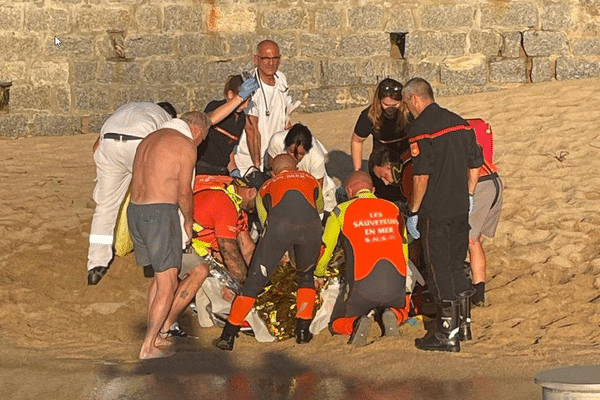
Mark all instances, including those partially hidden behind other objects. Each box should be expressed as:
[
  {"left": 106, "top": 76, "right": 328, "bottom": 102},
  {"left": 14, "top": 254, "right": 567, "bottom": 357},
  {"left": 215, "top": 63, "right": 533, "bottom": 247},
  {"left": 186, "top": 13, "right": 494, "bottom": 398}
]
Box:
[{"left": 103, "top": 133, "right": 143, "bottom": 141}]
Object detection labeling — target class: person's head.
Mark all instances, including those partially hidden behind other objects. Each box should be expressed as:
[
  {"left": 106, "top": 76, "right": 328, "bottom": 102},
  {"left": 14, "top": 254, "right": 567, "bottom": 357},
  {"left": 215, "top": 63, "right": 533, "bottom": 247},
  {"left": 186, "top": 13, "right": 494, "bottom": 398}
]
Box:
[
  {"left": 157, "top": 102, "right": 177, "bottom": 119},
  {"left": 180, "top": 111, "right": 211, "bottom": 145},
  {"left": 254, "top": 40, "right": 281, "bottom": 80},
  {"left": 223, "top": 75, "right": 250, "bottom": 113},
  {"left": 284, "top": 123, "right": 313, "bottom": 163},
  {"left": 344, "top": 171, "right": 374, "bottom": 198},
  {"left": 368, "top": 78, "right": 409, "bottom": 134},
  {"left": 271, "top": 154, "right": 297, "bottom": 175},
  {"left": 233, "top": 180, "right": 259, "bottom": 213},
  {"left": 402, "top": 77, "right": 435, "bottom": 118},
  {"left": 368, "top": 146, "right": 393, "bottom": 186}
]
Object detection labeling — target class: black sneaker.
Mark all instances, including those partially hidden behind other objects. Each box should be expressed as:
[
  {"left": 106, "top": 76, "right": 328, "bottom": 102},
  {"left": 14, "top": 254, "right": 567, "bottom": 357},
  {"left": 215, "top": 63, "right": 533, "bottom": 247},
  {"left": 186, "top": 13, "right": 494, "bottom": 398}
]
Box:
[
  {"left": 380, "top": 308, "right": 400, "bottom": 337},
  {"left": 160, "top": 323, "right": 187, "bottom": 338},
  {"left": 87, "top": 266, "right": 108, "bottom": 286}
]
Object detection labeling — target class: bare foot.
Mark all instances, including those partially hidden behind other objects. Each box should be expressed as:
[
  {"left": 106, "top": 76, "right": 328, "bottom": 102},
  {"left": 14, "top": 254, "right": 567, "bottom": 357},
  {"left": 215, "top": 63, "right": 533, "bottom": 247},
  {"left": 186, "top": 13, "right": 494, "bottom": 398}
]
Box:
[
  {"left": 155, "top": 336, "right": 173, "bottom": 347},
  {"left": 138, "top": 346, "right": 175, "bottom": 360}
]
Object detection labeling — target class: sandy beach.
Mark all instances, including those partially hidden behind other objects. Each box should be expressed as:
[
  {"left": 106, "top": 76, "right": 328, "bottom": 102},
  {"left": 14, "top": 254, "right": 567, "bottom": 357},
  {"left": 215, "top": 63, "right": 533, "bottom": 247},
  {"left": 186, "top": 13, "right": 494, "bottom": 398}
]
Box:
[{"left": 2, "top": 78, "right": 600, "bottom": 399}]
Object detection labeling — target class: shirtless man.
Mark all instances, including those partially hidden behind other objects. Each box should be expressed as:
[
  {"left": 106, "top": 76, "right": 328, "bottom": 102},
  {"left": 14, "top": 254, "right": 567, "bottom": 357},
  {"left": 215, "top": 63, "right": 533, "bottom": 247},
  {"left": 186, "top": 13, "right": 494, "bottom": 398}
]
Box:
[{"left": 127, "top": 111, "right": 210, "bottom": 360}]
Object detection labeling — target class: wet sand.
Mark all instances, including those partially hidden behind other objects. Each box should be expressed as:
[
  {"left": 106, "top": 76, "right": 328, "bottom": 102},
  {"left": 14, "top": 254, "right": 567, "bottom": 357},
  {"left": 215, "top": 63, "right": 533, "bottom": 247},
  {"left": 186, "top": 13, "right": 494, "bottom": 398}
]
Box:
[{"left": 2, "top": 78, "right": 600, "bottom": 399}]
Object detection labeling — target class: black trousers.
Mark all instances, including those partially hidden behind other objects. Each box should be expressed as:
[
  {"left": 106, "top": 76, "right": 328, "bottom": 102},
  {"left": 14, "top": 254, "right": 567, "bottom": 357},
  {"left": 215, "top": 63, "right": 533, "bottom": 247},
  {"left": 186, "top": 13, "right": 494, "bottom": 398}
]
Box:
[{"left": 419, "top": 214, "right": 472, "bottom": 302}]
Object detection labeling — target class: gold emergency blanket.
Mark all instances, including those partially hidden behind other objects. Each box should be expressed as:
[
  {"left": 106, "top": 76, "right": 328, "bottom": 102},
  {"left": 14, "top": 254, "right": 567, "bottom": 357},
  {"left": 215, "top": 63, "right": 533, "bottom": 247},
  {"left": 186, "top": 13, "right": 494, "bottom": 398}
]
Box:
[
  {"left": 254, "top": 248, "right": 346, "bottom": 341},
  {"left": 114, "top": 193, "right": 133, "bottom": 257}
]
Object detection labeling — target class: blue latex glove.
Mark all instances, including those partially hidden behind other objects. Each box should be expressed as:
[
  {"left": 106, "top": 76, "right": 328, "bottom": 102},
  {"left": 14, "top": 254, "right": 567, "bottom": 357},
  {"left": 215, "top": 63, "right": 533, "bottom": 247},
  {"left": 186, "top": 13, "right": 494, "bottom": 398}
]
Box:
[
  {"left": 238, "top": 77, "right": 259, "bottom": 99},
  {"left": 469, "top": 194, "right": 474, "bottom": 214},
  {"left": 230, "top": 168, "right": 242, "bottom": 178},
  {"left": 407, "top": 214, "right": 420, "bottom": 240}
]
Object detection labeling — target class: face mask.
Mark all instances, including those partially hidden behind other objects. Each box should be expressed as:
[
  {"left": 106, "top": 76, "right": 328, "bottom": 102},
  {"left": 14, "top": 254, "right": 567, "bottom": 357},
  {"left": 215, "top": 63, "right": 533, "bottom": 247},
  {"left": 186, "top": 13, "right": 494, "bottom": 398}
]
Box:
[{"left": 383, "top": 107, "right": 398, "bottom": 118}]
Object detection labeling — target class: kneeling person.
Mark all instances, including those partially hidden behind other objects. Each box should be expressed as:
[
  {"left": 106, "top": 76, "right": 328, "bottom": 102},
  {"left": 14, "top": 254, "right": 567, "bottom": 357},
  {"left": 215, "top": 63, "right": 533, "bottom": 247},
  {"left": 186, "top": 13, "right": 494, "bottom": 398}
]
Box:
[
  {"left": 315, "top": 171, "right": 409, "bottom": 346},
  {"left": 215, "top": 154, "right": 324, "bottom": 351}
]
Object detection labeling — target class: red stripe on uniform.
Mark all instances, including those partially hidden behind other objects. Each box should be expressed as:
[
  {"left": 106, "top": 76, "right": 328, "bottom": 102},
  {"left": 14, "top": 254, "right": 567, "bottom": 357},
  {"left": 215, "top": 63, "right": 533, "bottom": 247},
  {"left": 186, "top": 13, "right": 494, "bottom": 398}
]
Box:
[{"left": 409, "top": 124, "right": 472, "bottom": 143}]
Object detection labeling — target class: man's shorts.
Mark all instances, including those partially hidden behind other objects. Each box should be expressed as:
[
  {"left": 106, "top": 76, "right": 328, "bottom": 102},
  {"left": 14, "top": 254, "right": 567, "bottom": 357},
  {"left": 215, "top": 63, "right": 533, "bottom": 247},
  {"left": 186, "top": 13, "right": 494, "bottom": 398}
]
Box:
[
  {"left": 127, "top": 203, "right": 183, "bottom": 273},
  {"left": 469, "top": 176, "right": 503, "bottom": 240}
]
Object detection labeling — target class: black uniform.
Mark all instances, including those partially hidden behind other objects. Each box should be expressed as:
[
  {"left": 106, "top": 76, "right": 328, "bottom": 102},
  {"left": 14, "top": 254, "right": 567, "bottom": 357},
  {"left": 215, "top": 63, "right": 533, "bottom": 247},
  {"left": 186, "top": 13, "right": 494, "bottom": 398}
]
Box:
[
  {"left": 196, "top": 100, "right": 245, "bottom": 175},
  {"left": 354, "top": 108, "right": 408, "bottom": 202},
  {"left": 408, "top": 103, "right": 483, "bottom": 302}
]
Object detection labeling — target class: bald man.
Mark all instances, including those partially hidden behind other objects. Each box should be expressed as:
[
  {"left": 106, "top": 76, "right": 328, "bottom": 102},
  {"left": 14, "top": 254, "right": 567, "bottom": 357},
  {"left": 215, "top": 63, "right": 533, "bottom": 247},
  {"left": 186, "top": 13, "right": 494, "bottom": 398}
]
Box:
[
  {"left": 315, "top": 171, "right": 409, "bottom": 346},
  {"left": 214, "top": 154, "right": 324, "bottom": 351}
]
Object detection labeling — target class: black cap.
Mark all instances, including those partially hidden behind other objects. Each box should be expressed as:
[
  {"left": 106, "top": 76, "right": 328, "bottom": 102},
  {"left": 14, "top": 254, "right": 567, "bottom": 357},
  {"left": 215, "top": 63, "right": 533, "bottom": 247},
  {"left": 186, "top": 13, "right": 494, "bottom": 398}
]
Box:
[{"left": 242, "top": 168, "right": 270, "bottom": 190}]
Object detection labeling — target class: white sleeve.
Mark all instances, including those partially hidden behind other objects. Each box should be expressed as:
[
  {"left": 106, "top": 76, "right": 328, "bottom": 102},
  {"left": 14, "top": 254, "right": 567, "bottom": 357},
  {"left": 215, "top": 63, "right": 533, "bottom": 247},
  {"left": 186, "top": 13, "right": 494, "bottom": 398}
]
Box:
[{"left": 267, "top": 131, "right": 285, "bottom": 158}]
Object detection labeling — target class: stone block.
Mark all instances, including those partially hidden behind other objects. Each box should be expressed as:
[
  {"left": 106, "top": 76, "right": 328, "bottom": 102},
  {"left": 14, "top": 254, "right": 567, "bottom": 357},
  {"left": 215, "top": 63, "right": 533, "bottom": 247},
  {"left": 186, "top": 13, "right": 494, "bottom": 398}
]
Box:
[
  {"left": 340, "top": 33, "right": 390, "bottom": 57},
  {"left": 0, "top": 114, "right": 29, "bottom": 137},
  {"left": 541, "top": 3, "right": 572, "bottom": 31},
  {"left": 349, "top": 5, "right": 383, "bottom": 31},
  {"left": 420, "top": 4, "right": 475, "bottom": 30},
  {"left": 556, "top": 57, "right": 600, "bottom": 80},
  {"left": 124, "top": 35, "right": 174, "bottom": 58},
  {"left": 25, "top": 8, "right": 70, "bottom": 32},
  {"left": 0, "top": 7, "right": 23, "bottom": 32},
  {"left": 72, "top": 62, "right": 97, "bottom": 84},
  {"left": 135, "top": 6, "right": 160, "bottom": 31},
  {"left": 350, "top": 86, "right": 371, "bottom": 107},
  {"left": 113, "top": 87, "right": 155, "bottom": 107},
  {"left": 360, "top": 59, "right": 408, "bottom": 86},
  {"left": 303, "top": 87, "right": 345, "bottom": 113},
  {"left": 74, "top": 86, "right": 110, "bottom": 111},
  {"left": 206, "top": 59, "right": 253, "bottom": 86},
  {"left": 78, "top": 7, "right": 130, "bottom": 31},
  {"left": 434, "top": 85, "right": 476, "bottom": 98},
  {"left": 280, "top": 60, "right": 318, "bottom": 88},
  {"left": 321, "top": 61, "right": 360, "bottom": 87},
  {"left": 157, "top": 87, "right": 190, "bottom": 115},
  {"left": 165, "top": 6, "right": 204, "bottom": 32},
  {"left": 469, "top": 30, "right": 502, "bottom": 56},
  {"left": 501, "top": 32, "right": 522, "bottom": 58},
  {"left": 31, "top": 61, "right": 69, "bottom": 86},
  {"left": 55, "top": 85, "right": 71, "bottom": 113},
  {"left": 89, "top": 113, "right": 111, "bottom": 134},
  {"left": 481, "top": 1, "right": 536, "bottom": 29},
  {"left": 385, "top": 9, "right": 415, "bottom": 32},
  {"left": 97, "top": 61, "right": 141, "bottom": 85},
  {"left": 405, "top": 32, "right": 466, "bottom": 58},
  {"left": 572, "top": 38, "right": 600, "bottom": 56},
  {"left": 407, "top": 60, "right": 440, "bottom": 83},
  {"left": 441, "top": 55, "right": 487, "bottom": 86},
  {"left": 107, "top": 0, "right": 144, "bottom": 4},
  {"left": 523, "top": 31, "right": 568, "bottom": 57},
  {"left": 263, "top": 8, "right": 307, "bottom": 30},
  {"left": 315, "top": 9, "right": 341, "bottom": 31},
  {"left": 209, "top": 7, "right": 257, "bottom": 32},
  {"left": 47, "top": 35, "right": 94, "bottom": 58},
  {"left": 144, "top": 60, "right": 177, "bottom": 84},
  {"left": 192, "top": 86, "right": 222, "bottom": 111},
  {"left": 300, "top": 34, "right": 338, "bottom": 58},
  {"left": 1, "top": 34, "right": 40, "bottom": 61},
  {"left": 56, "top": 0, "right": 84, "bottom": 3},
  {"left": 0, "top": 61, "right": 27, "bottom": 82},
  {"left": 10, "top": 85, "right": 51, "bottom": 110},
  {"left": 531, "top": 57, "right": 553, "bottom": 83},
  {"left": 490, "top": 58, "right": 527, "bottom": 83},
  {"left": 175, "top": 58, "right": 206, "bottom": 85},
  {"left": 31, "top": 114, "right": 81, "bottom": 136},
  {"left": 228, "top": 36, "right": 250, "bottom": 56}
]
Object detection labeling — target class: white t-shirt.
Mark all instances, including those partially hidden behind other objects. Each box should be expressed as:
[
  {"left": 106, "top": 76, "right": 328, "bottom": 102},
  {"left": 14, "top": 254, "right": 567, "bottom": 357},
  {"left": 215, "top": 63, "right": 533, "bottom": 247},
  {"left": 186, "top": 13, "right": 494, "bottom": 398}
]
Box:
[
  {"left": 267, "top": 130, "right": 338, "bottom": 212},
  {"left": 234, "top": 70, "right": 293, "bottom": 175},
  {"left": 101, "top": 102, "right": 172, "bottom": 138}
]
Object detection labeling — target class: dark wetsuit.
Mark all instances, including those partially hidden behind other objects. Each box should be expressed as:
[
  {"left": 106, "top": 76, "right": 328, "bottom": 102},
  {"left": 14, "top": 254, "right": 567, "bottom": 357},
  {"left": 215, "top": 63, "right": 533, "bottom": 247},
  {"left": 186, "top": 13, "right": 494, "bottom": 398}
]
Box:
[
  {"left": 242, "top": 170, "right": 324, "bottom": 297},
  {"left": 316, "top": 190, "right": 408, "bottom": 323}
]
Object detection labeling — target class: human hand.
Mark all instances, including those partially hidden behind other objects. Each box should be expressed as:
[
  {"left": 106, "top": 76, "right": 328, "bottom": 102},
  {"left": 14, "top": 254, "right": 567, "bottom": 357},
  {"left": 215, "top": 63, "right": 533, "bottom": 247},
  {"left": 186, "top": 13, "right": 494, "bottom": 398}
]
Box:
[
  {"left": 184, "top": 221, "right": 194, "bottom": 244},
  {"left": 230, "top": 168, "right": 242, "bottom": 178},
  {"left": 314, "top": 278, "right": 325, "bottom": 291},
  {"left": 238, "top": 77, "right": 259, "bottom": 99},
  {"left": 407, "top": 214, "right": 420, "bottom": 240},
  {"left": 221, "top": 287, "right": 235, "bottom": 303},
  {"left": 469, "top": 194, "right": 474, "bottom": 214}
]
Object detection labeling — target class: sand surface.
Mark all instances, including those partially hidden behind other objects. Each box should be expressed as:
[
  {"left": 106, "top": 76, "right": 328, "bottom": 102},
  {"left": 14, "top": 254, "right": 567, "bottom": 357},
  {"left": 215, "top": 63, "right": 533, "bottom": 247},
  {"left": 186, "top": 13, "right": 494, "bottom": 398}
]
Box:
[{"left": 2, "top": 79, "right": 600, "bottom": 399}]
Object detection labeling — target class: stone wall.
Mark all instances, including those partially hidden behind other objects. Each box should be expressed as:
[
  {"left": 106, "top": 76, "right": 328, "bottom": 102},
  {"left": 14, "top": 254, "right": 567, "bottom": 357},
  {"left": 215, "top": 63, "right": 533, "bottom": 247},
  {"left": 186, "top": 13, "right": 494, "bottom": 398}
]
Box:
[{"left": 1, "top": 0, "right": 599, "bottom": 136}]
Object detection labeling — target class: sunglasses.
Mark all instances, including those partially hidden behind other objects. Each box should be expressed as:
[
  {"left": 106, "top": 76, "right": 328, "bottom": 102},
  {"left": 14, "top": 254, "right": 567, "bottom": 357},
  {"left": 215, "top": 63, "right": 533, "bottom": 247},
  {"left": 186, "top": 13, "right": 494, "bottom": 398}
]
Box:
[
  {"left": 257, "top": 55, "right": 282, "bottom": 62},
  {"left": 382, "top": 84, "right": 402, "bottom": 92}
]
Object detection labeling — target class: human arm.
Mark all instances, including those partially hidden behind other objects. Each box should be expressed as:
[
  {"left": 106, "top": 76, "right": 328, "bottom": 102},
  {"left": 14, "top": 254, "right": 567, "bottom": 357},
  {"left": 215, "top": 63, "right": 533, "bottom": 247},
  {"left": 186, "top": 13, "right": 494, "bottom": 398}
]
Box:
[
  {"left": 410, "top": 174, "right": 429, "bottom": 213},
  {"left": 245, "top": 115, "right": 262, "bottom": 169},
  {"left": 208, "top": 78, "right": 258, "bottom": 125},
  {"left": 216, "top": 237, "right": 248, "bottom": 284},
  {"left": 178, "top": 144, "right": 197, "bottom": 242},
  {"left": 351, "top": 133, "right": 367, "bottom": 171},
  {"left": 315, "top": 211, "right": 341, "bottom": 278},
  {"left": 468, "top": 167, "right": 480, "bottom": 196},
  {"left": 92, "top": 136, "right": 100, "bottom": 153},
  {"left": 237, "top": 230, "right": 255, "bottom": 265}
]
